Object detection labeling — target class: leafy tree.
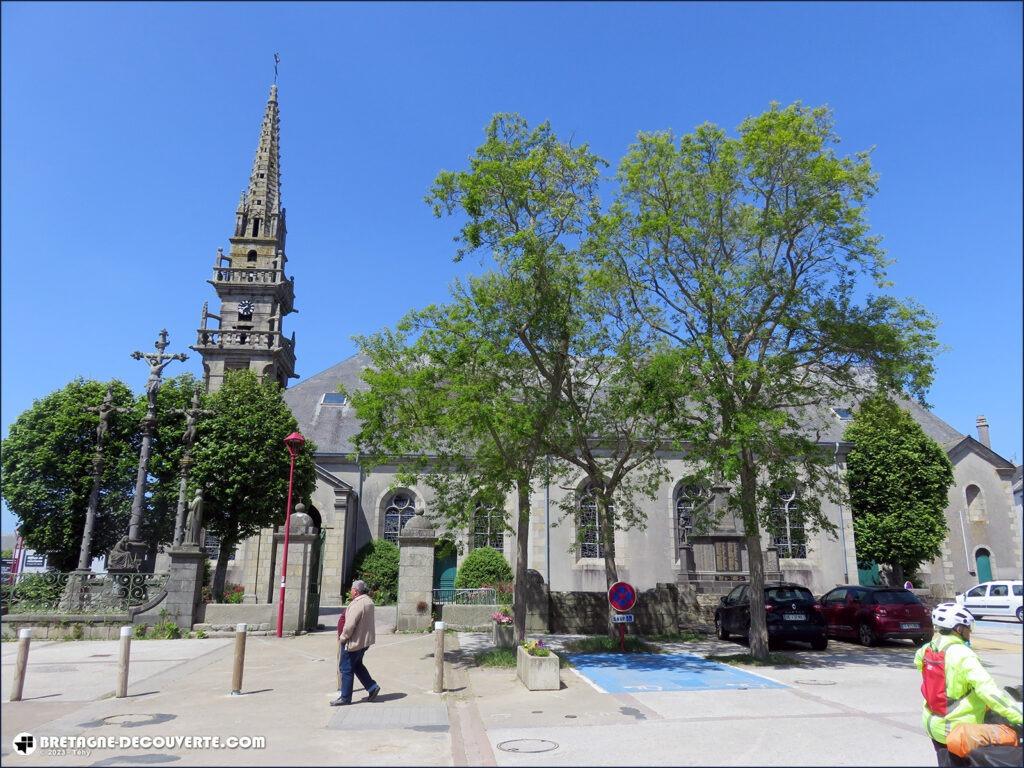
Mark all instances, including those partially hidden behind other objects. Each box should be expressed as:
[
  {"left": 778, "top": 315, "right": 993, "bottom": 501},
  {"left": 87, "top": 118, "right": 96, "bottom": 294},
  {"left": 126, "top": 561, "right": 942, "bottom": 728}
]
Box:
[
  {"left": 602, "top": 103, "right": 940, "bottom": 658},
  {"left": 350, "top": 539, "right": 400, "bottom": 604},
  {"left": 845, "top": 394, "right": 953, "bottom": 585},
  {"left": 190, "top": 370, "right": 315, "bottom": 599},
  {"left": 454, "top": 547, "right": 513, "bottom": 589},
  {"left": 1, "top": 379, "right": 139, "bottom": 570}
]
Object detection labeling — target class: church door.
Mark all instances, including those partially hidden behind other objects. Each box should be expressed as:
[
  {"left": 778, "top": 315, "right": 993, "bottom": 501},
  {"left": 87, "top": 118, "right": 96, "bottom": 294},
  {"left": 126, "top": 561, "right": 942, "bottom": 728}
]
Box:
[
  {"left": 975, "top": 548, "right": 993, "bottom": 584},
  {"left": 433, "top": 541, "right": 457, "bottom": 603}
]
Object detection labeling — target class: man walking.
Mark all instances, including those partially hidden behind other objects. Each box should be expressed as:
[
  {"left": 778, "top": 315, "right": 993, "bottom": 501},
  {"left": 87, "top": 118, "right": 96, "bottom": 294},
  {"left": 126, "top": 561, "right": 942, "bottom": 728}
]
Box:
[{"left": 331, "top": 580, "right": 381, "bottom": 706}]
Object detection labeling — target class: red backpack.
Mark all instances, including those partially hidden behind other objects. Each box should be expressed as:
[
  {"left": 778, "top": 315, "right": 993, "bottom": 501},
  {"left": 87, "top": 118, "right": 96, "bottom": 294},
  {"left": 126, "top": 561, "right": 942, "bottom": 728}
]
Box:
[{"left": 921, "top": 645, "right": 949, "bottom": 716}]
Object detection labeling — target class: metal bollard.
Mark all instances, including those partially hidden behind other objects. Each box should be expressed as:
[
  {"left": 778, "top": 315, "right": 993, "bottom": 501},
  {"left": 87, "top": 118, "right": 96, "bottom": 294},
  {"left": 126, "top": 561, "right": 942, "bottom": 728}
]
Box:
[
  {"left": 230, "top": 623, "right": 247, "bottom": 696},
  {"left": 433, "top": 621, "right": 445, "bottom": 694},
  {"left": 9, "top": 628, "right": 32, "bottom": 702},
  {"left": 116, "top": 626, "right": 132, "bottom": 698}
]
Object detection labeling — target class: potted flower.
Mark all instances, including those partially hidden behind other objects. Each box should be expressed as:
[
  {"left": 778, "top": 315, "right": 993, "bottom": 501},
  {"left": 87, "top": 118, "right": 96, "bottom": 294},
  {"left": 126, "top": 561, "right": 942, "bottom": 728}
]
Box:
[
  {"left": 491, "top": 609, "right": 514, "bottom": 648},
  {"left": 516, "top": 638, "right": 560, "bottom": 690}
]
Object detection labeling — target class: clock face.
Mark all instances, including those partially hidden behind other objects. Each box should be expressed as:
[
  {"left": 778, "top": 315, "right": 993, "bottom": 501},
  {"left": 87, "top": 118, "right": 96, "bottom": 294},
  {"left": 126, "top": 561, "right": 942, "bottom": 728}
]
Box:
[{"left": 238, "top": 300, "right": 255, "bottom": 316}]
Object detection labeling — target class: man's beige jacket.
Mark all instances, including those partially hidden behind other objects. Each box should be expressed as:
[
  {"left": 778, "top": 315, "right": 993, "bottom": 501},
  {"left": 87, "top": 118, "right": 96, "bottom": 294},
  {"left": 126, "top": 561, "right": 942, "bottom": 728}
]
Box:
[{"left": 339, "top": 594, "right": 376, "bottom": 651}]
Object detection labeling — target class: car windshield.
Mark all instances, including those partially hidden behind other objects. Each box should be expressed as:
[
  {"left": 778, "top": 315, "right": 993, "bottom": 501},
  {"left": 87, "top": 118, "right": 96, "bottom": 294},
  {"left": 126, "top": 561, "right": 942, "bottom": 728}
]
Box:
[
  {"left": 766, "top": 587, "right": 814, "bottom": 602},
  {"left": 872, "top": 591, "right": 920, "bottom": 605}
]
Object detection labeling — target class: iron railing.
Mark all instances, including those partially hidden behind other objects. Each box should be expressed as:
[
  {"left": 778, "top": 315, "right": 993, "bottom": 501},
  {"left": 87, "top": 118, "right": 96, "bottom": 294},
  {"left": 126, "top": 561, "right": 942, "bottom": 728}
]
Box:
[
  {"left": 0, "top": 571, "right": 169, "bottom": 615},
  {"left": 431, "top": 588, "right": 497, "bottom": 605}
]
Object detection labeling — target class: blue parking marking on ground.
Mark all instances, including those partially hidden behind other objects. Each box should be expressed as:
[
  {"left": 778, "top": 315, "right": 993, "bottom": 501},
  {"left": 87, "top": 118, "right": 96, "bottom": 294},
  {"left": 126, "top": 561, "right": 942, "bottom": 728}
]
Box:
[{"left": 567, "top": 652, "right": 785, "bottom": 693}]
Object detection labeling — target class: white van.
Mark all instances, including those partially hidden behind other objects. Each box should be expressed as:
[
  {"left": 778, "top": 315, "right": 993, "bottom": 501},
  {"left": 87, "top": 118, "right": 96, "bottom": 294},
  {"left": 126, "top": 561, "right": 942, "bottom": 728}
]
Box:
[{"left": 955, "top": 580, "right": 1024, "bottom": 622}]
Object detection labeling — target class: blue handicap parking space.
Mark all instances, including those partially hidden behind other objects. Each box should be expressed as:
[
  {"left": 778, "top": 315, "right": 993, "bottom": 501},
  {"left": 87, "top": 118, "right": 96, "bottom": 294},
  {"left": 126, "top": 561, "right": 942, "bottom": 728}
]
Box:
[{"left": 567, "top": 652, "right": 786, "bottom": 694}]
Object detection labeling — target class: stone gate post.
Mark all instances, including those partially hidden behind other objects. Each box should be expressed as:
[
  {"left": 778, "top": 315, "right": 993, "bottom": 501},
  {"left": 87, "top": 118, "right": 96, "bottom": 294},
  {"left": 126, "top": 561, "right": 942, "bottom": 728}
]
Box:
[{"left": 396, "top": 510, "right": 437, "bottom": 632}]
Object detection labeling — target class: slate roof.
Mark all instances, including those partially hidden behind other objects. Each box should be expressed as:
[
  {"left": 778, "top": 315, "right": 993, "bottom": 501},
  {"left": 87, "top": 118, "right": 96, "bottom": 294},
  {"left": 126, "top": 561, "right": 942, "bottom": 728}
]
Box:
[{"left": 284, "top": 355, "right": 992, "bottom": 463}]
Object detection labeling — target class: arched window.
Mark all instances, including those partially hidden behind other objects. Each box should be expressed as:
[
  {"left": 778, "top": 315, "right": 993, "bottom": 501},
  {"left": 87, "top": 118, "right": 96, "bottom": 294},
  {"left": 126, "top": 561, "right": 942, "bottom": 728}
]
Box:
[
  {"left": 966, "top": 485, "right": 986, "bottom": 522},
  {"left": 246, "top": 249, "right": 258, "bottom": 263},
  {"left": 675, "top": 484, "right": 709, "bottom": 547},
  {"left": 383, "top": 492, "right": 417, "bottom": 544},
  {"left": 473, "top": 501, "right": 504, "bottom": 550},
  {"left": 769, "top": 488, "right": 806, "bottom": 559},
  {"left": 577, "top": 483, "right": 607, "bottom": 559}
]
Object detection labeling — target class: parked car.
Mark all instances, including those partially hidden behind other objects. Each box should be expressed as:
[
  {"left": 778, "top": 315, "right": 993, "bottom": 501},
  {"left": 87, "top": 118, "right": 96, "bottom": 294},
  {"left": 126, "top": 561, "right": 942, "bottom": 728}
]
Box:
[
  {"left": 818, "top": 585, "right": 932, "bottom": 646},
  {"left": 955, "top": 581, "right": 1024, "bottom": 622},
  {"left": 714, "top": 581, "right": 828, "bottom": 650}
]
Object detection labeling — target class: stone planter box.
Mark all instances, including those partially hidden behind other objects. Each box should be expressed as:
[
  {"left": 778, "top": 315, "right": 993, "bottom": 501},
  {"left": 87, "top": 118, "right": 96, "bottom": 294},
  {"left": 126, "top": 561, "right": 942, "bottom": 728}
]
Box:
[
  {"left": 492, "top": 622, "right": 515, "bottom": 648},
  {"left": 516, "top": 644, "right": 560, "bottom": 690}
]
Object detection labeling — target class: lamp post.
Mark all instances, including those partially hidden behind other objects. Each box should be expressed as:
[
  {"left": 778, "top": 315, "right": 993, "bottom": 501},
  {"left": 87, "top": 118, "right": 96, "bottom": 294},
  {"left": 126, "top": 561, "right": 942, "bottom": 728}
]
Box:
[{"left": 276, "top": 431, "right": 305, "bottom": 637}]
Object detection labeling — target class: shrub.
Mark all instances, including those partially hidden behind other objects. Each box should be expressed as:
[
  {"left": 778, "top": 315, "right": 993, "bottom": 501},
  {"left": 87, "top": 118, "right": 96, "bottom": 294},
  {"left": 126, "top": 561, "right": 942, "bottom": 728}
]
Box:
[
  {"left": 351, "top": 539, "right": 400, "bottom": 604},
  {"left": 149, "top": 609, "right": 181, "bottom": 639},
  {"left": 134, "top": 624, "right": 149, "bottom": 639},
  {"left": 454, "top": 548, "right": 512, "bottom": 590},
  {"left": 221, "top": 584, "right": 245, "bottom": 604}
]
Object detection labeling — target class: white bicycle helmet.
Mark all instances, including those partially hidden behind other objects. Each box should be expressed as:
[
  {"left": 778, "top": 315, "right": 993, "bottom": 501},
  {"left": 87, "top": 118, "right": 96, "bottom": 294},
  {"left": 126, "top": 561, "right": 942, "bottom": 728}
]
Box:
[{"left": 932, "top": 603, "right": 975, "bottom": 630}]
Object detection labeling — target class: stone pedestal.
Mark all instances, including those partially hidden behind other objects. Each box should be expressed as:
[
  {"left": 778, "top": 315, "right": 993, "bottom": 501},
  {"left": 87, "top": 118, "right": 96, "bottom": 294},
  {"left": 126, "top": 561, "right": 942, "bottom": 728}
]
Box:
[
  {"left": 493, "top": 622, "right": 515, "bottom": 648},
  {"left": 154, "top": 547, "right": 206, "bottom": 629},
  {"left": 396, "top": 511, "right": 437, "bottom": 632},
  {"left": 516, "top": 645, "right": 560, "bottom": 690},
  {"left": 270, "top": 530, "right": 316, "bottom": 634}
]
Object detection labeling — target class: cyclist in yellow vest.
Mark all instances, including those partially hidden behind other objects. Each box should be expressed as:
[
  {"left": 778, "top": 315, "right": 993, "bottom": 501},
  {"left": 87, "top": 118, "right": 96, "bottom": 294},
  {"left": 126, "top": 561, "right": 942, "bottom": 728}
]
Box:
[{"left": 916, "top": 604, "right": 1022, "bottom": 766}]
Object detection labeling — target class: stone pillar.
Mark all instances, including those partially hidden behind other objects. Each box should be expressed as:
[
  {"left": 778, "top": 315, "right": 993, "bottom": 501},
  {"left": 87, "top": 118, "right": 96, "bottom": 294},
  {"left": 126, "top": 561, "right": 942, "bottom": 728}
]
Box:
[
  {"left": 523, "top": 569, "right": 550, "bottom": 632},
  {"left": 271, "top": 513, "right": 316, "bottom": 634},
  {"left": 396, "top": 511, "right": 436, "bottom": 632},
  {"left": 160, "top": 547, "right": 206, "bottom": 629}
]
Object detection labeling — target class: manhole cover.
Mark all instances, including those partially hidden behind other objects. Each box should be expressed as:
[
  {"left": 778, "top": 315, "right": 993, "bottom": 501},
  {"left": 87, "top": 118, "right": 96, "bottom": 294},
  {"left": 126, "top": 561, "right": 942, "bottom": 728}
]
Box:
[
  {"left": 564, "top": 714, "right": 577, "bottom": 719},
  {"left": 90, "top": 654, "right": 113, "bottom": 658},
  {"left": 795, "top": 679, "right": 836, "bottom": 686},
  {"left": 497, "top": 739, "right": 559, "bottom": 754}
]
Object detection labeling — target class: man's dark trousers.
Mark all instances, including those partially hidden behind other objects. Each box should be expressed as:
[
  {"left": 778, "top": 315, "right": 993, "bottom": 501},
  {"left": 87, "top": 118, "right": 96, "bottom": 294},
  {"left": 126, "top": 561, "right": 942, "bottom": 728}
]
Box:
[{"left": 339, "top": 647, "right": 377, "bottom": 703}]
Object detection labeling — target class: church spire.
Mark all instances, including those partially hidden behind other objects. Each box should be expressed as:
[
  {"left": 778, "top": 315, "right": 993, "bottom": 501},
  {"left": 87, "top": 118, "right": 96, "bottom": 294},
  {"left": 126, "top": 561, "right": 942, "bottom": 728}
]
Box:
[{"left": 234, "top": 84, "right": 283, "bottom": 241}]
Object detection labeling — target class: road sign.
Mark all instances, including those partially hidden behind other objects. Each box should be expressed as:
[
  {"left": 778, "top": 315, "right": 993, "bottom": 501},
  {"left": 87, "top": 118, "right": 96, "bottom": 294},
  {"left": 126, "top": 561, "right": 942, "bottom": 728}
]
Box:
[
  {"left": 611, "top": 614, "right": 634, "bottom": 623},
  {"left": 608, "top": 581, "right": 637, "bottom": 612}
]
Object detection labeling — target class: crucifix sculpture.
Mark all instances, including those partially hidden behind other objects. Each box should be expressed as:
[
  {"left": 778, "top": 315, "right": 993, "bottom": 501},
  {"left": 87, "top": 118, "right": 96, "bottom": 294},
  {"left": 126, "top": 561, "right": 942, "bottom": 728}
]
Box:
[
  {"left": 77, "top": 384, "right": 130, "bottom": 572},
  {"left": 169, "top": 385, "right": 213, "bottom": 547},
  {"left": 124, "top": 330, "right": 188, "bottom": 553}
]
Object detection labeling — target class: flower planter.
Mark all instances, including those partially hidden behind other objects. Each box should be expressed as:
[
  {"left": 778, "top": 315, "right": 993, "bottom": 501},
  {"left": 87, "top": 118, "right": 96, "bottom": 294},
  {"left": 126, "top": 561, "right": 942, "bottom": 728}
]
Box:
[
  {"left": 516, "top": 644, "right": 560, "bottom": 690},
  {"left": 493, "top": 622, "right": 515, "bottom": 648}
]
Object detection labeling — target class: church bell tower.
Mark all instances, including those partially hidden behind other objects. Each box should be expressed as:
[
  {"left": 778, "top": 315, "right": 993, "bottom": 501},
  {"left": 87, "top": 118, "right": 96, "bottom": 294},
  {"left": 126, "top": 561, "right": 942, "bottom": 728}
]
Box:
[{"left": 192, "top": 84, "right": 297, "bottom": 392}]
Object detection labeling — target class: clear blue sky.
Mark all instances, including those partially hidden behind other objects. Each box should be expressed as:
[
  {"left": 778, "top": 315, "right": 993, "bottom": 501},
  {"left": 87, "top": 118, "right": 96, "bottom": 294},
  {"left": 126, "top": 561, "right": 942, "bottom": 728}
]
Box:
[{"left": 2, "top": 2, "right": 1021, "bottom": 537}]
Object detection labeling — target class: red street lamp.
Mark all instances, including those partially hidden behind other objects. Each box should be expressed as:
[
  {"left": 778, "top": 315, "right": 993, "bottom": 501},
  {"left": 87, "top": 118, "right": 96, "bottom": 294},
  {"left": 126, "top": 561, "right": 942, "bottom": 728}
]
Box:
[{"left": 276, "top": 431, "right": 305, "bottom": 638}]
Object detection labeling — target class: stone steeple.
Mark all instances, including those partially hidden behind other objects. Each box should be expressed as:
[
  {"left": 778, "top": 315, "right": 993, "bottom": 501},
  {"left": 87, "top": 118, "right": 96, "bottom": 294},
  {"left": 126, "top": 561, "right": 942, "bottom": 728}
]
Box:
[{"left": 192, "top": 84, "right": 297, "bottom": 393}]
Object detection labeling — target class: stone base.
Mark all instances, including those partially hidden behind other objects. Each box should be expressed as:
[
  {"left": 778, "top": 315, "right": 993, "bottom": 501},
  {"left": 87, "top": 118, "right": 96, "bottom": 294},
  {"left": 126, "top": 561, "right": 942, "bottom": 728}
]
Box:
[
  {"left": 441, "top": 603, "right": 498, "bottom": 630},
  {"left": 493, "top": 622, "right": 515, "bottom": 648},
  {"left": 516, "top": 644, "right": 560, "bottom": 690}
]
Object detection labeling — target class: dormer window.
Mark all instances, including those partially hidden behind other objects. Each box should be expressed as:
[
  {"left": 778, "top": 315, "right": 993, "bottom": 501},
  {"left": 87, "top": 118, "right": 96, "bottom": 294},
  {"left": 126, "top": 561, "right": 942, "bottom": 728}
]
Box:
[
  {"left": 321, "top": 393, "right": 347, "bottom": 406},
  {"left": 832, "top": 407, "right": 854, "bottom": 422}
]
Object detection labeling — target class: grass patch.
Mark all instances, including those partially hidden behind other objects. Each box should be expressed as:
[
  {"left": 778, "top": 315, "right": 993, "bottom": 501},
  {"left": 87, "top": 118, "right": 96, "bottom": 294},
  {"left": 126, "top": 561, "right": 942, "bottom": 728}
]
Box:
[
  {"left": 646, "top": 631, "right": 705, "bottom": 643},
  {"left": 475, "top": 648, "right": 517, "bottom": 668},
  {"left": 705, "top": 652, "right": 804, "bottom": 667},
  {"left": 563, "top": 635, "right": 663, "bottom": 654}
]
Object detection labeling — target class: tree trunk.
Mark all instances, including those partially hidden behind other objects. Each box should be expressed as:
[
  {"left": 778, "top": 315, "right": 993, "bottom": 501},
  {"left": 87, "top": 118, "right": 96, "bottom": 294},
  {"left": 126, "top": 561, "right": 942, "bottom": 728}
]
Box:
[
  {"left": 739, "top": 449, "right": 770, "bottom": 661},
  {"left": 513, "top": 477, "right": 531, "bottom": 644},
  {"left": 212, "top": 539, "right": 233, "bottom": 602},
  {"left": 598, "top": 491, "right": 620, "bottom": 639},
  {"left": 889, "top": 563, "right": 905, "bottom": 587}
]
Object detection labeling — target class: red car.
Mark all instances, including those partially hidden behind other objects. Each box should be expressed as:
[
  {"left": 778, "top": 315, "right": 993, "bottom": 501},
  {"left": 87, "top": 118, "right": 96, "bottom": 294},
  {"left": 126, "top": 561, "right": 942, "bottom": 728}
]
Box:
[{"left": 818, "top": 585, "right": 932, "bottom": 646}]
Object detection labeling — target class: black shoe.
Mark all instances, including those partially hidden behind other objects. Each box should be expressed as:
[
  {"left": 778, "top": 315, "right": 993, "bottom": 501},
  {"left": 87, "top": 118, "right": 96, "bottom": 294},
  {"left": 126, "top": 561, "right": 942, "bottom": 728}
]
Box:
[
  {"left": 366, "top": 685, "right": 381, "bottom": 702},
  {"left": 330, "top": 697, "right": 351, "bottom": 707}
]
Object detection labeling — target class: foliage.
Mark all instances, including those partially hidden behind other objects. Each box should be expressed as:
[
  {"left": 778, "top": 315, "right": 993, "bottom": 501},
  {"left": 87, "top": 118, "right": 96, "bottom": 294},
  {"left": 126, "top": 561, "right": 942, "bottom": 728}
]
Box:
[
  {"left": 0, "top": 379, "right": 139, "bottom": 570},
  {"left": 563, "top": 635, "right": 661, "bottom": 654},
  {"left": 1, "top": 573, "right": 65, "bottom": 612},
  {"left": 475, "top": 648, "right": 517, "bottom": 668},
  {"left": 190, "top": 370, "right": 316, "bottom": 599},
  {"left": 1, "top": 549, "right": 12, "bottom": 559},
  {"left": 66, "top": 623, "right": 85, "bottom": 641},
  {"left": 521, "top": 638, "right": 551, "bottom": 657},
  {"left": 705, "top": 653, "right": 805, "bottom": 667},
  {"left": 491, "top": 609, "right": 513, "bottom": 624},
  {"left": 646, "top": 631, "right": 704, "bottom": 643},
  {"left": 351, "top": 539, "right": 400, "bottom": 604},
  {"left": 454, "top": 547, "right": 513, "bottom": 589},
  {"left": 194, "top": 629, "right": 208, "bottom": 639},
  {"left": 134, "top": 623, "right": 148, "bottom": 639},
  {"left": 218, "top": 583, "right": 245, "bottom": 604},
  {"left": 845, "top": 394, "right": 954, "bottom": 584},
  {"left": 149, "top": 609, "right": 182, "bottom": 639},
  {"left": 601, "top": 102, "right": 941, "bottom": 658},
  {"left": 492, "top": 581, "right": 514, "bottom": 606}
]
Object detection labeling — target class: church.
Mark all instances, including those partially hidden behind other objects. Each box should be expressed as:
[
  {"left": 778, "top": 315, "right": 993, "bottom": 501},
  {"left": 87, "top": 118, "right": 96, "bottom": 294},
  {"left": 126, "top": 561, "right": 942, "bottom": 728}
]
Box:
[{"left": 194, "top": 85, "right": 1022, "bottom": 622}]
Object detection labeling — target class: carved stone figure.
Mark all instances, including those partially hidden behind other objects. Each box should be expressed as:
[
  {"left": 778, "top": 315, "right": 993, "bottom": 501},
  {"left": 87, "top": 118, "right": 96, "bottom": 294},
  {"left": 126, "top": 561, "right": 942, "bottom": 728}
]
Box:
[
  {"left": 185, "top": 489, "right": 204, "bottom": 546},
  {"left": 107, "top": 536, "right": 137, "bottom": 571}
]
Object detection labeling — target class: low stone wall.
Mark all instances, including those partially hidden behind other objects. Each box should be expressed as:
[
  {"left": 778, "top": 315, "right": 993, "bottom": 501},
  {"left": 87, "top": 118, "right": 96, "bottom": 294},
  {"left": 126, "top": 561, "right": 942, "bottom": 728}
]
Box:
[
  {"left": 2, "top": 616, "right": 132, "bottom": 640},
  {"left": 549, "top": 592, "right": 609, "bottom": 634},
  {"left": 194, "top": 602, "right": 276, "bottom": 632},
  {"left": 441, "top": 604, "right": 498, "bottom": 631}
]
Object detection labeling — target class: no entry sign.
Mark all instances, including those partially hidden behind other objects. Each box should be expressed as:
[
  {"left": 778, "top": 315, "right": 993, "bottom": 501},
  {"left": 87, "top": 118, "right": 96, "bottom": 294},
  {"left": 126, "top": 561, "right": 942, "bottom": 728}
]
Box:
[{"left": 608, "top": 581, "right": 637, "bottom": 612}]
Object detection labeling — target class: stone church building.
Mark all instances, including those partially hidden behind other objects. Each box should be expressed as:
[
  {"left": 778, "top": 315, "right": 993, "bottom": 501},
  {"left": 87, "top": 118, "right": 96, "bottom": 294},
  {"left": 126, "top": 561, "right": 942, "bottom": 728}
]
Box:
[{"left": 196, "top": 86, "right": 1022, "bottom": 620}]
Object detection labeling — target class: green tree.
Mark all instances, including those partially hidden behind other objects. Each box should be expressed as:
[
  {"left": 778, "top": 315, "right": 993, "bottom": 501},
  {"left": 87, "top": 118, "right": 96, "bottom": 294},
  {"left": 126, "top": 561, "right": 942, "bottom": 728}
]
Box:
[
  {"left": 1, "top": 379, "right": 139, "bottom": 570},
  {"left": 190, "top": 370, "right": 316, "bottom": 599},
  {"left": 454, "top": 547, "right": 513, "bottom": 589},
  {"left": 845, "top": 394, "right": 953, "bottom": 585},
  {"left": 603, "top": 103, "right": 940, "bottom": 659},
  {"left": 350, "top": 539, "right": 400, "bottom": 604}
]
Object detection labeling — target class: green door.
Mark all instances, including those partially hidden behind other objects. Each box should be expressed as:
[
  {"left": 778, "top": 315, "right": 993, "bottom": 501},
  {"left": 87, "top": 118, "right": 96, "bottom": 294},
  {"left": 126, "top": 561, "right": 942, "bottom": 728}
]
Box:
[
  {"left": 433, "top": 541, "right": 457, "bottom": 603},
  {"left": 858, "top": 561, "right": 882, "bottom": 587},
  {"left": 975, "top": 549, "right": 992, "bottom": 584}
]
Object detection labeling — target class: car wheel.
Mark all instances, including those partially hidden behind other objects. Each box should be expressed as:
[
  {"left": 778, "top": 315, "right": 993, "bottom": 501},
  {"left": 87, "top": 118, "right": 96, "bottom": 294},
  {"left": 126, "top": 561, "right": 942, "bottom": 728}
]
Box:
[
  {"left": 858, "top": 622, "right": 876, "bottom": 647},
  {"left": 715, "top": 616, "right": 730, "bottom": 640},
  {"left": 811, "top": 636, "right": 828, "bottom": 651},
  {"left": 1016, "top": 606, "right": 1022, "bottom": 624}
]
